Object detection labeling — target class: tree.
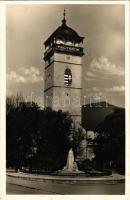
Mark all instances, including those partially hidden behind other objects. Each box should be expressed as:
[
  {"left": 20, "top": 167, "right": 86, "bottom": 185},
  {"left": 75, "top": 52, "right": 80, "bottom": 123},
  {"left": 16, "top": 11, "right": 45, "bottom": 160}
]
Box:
[
  {"left": 93, "top": 108, "right": 125, "bottom": 174},
  {"left": 6, "top": 96, "right": 40, "bottom": 170},
  {"left": 34, "top": 108, "right": 72, "bottom": 171},
  {"left": 6, "top": 96, "right": 72, "bottom": 172}
]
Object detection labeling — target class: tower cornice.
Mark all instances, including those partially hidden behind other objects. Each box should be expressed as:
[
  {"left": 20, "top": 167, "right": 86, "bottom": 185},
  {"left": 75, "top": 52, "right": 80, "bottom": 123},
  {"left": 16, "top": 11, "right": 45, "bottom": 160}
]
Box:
[{"left": 44, "top": 43, "right": 84, "bottom": 61}]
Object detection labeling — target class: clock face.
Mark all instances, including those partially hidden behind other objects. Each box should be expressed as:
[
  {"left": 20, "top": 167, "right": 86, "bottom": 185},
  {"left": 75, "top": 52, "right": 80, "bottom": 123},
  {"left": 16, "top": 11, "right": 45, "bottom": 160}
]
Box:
[{"left": 64, "top": 68, "right": 72, "bottom": 86}]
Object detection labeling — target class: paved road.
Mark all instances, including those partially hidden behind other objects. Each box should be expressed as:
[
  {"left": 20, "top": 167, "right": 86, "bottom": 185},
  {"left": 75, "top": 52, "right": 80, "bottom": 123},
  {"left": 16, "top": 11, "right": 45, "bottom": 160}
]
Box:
[
  {"left": 7, "top": 183, "right": 54, "bottom": 194},
  {"left": 7, "top": 175, "right": 125, "bottom": 195}
]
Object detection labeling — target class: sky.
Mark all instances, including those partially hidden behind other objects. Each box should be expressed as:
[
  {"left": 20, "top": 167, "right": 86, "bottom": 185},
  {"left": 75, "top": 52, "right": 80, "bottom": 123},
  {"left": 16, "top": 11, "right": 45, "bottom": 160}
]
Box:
[{"left": 6, "top": 4, "right": 125, "bottom": 107}]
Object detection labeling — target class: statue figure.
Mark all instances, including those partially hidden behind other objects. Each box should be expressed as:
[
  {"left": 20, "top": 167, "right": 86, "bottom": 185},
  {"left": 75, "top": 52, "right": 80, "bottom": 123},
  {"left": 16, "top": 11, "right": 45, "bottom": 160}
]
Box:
[
  {"left": 62, "top": 121, "right": 87, "bottom": 173},
  {"left": 73, "top": 122, "right": 87, "bottom": 162}
]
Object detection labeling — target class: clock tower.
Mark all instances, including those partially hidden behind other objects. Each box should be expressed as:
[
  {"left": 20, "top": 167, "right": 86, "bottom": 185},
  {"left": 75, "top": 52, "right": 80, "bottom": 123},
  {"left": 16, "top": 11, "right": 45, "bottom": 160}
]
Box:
[{"left": 43, "top": 10, "right": 84, "bottom": 123}]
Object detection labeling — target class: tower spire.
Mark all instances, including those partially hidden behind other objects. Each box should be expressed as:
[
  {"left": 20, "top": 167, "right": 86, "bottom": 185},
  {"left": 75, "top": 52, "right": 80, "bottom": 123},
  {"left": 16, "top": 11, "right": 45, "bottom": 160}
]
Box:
[{"left": 62, "top": 8, "right": 66, "bottom": 25}]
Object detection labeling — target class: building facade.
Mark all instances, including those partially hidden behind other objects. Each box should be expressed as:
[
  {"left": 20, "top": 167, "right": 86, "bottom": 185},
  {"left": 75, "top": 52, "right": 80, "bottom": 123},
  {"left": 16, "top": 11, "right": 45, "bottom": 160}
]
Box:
[{"left": 43, "top": 10, "right": 84, "bottom": 123}]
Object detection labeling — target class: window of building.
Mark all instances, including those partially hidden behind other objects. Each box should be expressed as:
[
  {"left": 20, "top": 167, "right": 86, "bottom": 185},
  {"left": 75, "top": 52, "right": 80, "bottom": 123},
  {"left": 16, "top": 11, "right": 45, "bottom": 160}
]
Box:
[{"left": 66, "top": 41, "right": 73, "bottom": 46}]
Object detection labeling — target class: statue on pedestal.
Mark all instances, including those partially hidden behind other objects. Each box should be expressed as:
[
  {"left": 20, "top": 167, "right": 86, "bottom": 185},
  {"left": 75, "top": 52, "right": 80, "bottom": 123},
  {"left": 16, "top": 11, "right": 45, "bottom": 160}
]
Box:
[
  {"left": 63, "top": 148, "right": 78, "bottom": 172},
  {"left": 60, "top": 121, "right": 87, "bottom": 174}
]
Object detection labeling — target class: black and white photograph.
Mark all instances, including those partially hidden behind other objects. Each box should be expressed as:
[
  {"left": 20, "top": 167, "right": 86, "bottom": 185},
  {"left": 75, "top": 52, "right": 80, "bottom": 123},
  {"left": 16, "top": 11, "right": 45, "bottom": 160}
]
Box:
[{"left": 2, "top": 1, "right": 129, "bottom": 197}]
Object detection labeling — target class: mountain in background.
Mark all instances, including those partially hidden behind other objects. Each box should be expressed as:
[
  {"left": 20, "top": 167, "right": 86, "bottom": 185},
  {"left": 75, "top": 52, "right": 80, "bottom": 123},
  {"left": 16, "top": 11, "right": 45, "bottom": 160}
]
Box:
[{"left": 82, "top": 101, "right": 123, "bottom": 131}]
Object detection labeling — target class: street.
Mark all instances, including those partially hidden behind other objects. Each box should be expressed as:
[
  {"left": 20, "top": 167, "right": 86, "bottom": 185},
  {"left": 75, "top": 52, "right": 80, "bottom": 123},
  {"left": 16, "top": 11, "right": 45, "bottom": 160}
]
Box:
[
  {"left": 7, "top": 175, "right": 125, "bottom": 195},
  {"left": 7, "top": 183, "right": 53, "bottom": 194}
]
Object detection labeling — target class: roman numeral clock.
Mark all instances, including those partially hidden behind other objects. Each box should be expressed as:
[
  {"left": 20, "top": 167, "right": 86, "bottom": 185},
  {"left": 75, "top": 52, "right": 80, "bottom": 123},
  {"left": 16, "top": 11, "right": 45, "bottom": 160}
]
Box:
[{"left": 43, "top": 10, "right": 84, "bottom": 123}]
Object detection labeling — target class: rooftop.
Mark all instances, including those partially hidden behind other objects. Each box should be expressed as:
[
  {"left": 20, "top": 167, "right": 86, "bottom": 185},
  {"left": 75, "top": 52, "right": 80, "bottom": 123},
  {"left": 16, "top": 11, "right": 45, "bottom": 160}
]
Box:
[{"left": 44, "top": 9, "right": 84, "bottom": 46}]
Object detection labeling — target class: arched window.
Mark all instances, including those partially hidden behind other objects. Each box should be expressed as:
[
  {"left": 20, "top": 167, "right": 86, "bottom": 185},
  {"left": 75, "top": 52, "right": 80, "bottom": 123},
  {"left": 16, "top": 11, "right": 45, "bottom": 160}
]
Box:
[
  {"left": 66, "top": 41, "right": 73, "bottom": 46},
  {"left": 64, "top": 68, "right": 72, "bottom": 86}
]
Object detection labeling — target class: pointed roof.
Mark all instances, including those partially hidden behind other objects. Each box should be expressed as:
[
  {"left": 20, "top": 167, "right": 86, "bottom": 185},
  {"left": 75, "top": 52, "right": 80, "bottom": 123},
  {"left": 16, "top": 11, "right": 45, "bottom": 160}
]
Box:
[{"left": 44, "top": 10, "right": 84, "bottom": 46}]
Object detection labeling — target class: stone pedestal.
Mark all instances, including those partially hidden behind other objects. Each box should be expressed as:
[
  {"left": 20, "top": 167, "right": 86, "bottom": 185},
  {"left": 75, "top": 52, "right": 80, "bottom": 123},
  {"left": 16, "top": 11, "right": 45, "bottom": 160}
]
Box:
[
  {"left": 56, "top": 148, "right": 85, "bottom": 176},
  {"left": 63, "top": 148, "right": 78, "bottom": 172}
]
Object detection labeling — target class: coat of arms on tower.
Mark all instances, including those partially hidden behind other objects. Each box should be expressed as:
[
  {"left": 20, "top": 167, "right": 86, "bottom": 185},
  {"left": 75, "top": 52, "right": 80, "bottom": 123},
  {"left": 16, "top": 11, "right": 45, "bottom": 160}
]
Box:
[{"left": 64, "top": 68, "right": 72, "bottom": 86}]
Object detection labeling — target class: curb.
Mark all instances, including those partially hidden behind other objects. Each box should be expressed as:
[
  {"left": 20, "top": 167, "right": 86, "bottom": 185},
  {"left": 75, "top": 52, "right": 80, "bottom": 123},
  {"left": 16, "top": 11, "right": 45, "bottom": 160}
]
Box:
[{"left": 7, "top": 173, "right": 125, "bottom": 185}]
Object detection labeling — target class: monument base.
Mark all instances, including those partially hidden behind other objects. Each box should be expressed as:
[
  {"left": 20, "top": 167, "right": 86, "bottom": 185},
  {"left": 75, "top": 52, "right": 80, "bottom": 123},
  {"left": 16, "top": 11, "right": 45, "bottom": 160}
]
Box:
[{"left": 55, "top": 148, "right": 86, "bottom": 176}]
